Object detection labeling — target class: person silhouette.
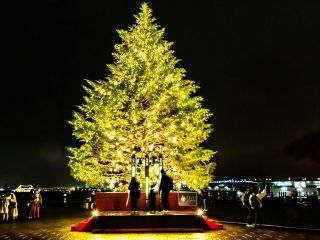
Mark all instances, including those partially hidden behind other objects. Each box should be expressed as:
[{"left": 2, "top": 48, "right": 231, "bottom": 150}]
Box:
[
  {"left": 128, "top": 177, "right": 141, "bottom": 214},
  {"left": 159, "top": 170, "right": 173, "bottom": 212},
  {"left": 149, "top": 183, "right": 158, "bottom": 213}
]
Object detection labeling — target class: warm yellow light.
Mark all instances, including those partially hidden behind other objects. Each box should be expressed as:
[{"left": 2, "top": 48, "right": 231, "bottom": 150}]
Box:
[
  {"left": 138, "top": 51, "right": 146, "bottom": 59},
  {"left": 67, "top": 2, "right": 215, "bottom": 193},
  {"left": 148, "top": 145, "right": 154, "bottom": 151},
  {"left": 197, "top": 209, "right": 204, "bottom": 216},
  {"left": 92, "top": 210, "right": 99, "bottom": 217}
]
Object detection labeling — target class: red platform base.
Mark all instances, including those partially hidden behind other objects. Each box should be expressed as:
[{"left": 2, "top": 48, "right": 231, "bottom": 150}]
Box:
[
  {"left": 95, "top": 191, "right": 197, "bottom": 212},
  {"left": 71, "top": 211, "right": 223, "bottom": 232}
]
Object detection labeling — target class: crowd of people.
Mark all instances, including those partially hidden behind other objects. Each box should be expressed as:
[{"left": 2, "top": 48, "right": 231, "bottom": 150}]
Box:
[
  {"left": 0, "top": 189, "right": 18, "bottom": 222},
  {"left": 0, "top": 188, "right": 42, "bottom": 223}
]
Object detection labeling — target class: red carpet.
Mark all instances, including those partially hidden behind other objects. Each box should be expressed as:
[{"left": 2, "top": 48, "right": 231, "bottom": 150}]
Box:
[{"left": 202, "top": 216, "right": 224, "bottom": 230}]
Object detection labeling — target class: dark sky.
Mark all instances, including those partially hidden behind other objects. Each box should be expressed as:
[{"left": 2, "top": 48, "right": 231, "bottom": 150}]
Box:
[{"left": 1, "top": 0, "right": 320, "bottom": 187}]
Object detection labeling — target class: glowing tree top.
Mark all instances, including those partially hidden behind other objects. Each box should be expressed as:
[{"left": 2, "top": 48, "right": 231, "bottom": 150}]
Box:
[{"left": 68, "top": 3, "right": 216, "bottom": 192}]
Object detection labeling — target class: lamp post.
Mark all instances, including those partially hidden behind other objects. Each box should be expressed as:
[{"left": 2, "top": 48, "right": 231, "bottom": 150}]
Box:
[
  {"left": 130, "top": 146, "right": 164, "bottom": 212},
  {"left": 158, "top": 153, "right": 163, "bottom": 209},
  {"left": 159, "top": 154, "right": 163, "bottom": 175},
  {"left": 145, "top": 154, "right": 150, "bottom": 211},
  {"left": 131, "top": 154, "right": 136, "bottom": 177}
]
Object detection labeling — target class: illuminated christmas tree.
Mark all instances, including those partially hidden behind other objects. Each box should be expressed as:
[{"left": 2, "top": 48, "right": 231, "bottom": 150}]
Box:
[{"left": 68, "top": 3, "right": 215, "bottom": 192}]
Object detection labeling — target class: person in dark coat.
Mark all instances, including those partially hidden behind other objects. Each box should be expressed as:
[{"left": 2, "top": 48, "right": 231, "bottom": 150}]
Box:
[
  {"left": 128, "top": 177, "right": 140, "bottom": 214},
  {"left": 242, "top": 186, "right": 254, "bottom": 226},
  {"left": 159, "top": 169, "right": 173, "bottom": 212},
  {"left": 149, "top": 183, "right": 157, "bottom": 213},
  {"left": 249, "top": 185, "right": 267, "bottom": 227},
  {"left": 27, "top": 189, "right": 35, "bottom": 220}
]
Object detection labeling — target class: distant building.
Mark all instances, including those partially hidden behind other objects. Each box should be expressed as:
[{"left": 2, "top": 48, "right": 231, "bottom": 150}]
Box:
[
  {"left": 208, "top": 178, "right": 320, "bottom": 200},
  {"left": 270, "top": 180, "right": 318, "bottom": 198},
  {"left": 14, "top": 185, "right": 34, "bottom": 192}
]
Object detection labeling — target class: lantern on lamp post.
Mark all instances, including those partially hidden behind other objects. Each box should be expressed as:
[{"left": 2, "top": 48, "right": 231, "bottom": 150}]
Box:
[{"left": 131, "top": 154, "right": 136, "bottom": 177}]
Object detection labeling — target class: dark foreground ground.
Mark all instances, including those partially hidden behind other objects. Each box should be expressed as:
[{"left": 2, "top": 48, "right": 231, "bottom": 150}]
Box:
[
  {"left": 0, "top": 207, "right": 319, "bottom": 240},
  {"left": 208, "top": 199, "right": 320, "bottom": 229}
]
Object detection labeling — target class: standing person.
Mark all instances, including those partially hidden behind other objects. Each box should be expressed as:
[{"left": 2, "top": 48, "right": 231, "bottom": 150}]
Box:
[
  {"left": 159, "top": 169, "right": 173, "bottom": 212},
  {"left": 90, "top": 191, "right": 96, "bottom": 210},
  {"left": 149, "top": 183, "right": 157, "bottom": 213},
  {"left": 242, "top": 186, "right": 253, "bottom": 227},
  {"left": 28, "top": 189, "right": 35, "bottom": 220},
  {"left": 249, "top": 185, "right": 268, "bottom": 227},
  {"left": 0, "top": 191, "right": 11, "bottom": 222},
  {"left": 32, "top": 190, "right": 42, "bottom": 219},
  {"left": 256, "top": 185, "right": 268, "bottom": 224},
  {"left": 128, "top": 177, "right": 140, "bottom": 215},
  {"left": 82, "top": 193, "right": 91, "bottom": 210},
  {"left": 9, "top": 190, "right": 18, "bottom": 221}
]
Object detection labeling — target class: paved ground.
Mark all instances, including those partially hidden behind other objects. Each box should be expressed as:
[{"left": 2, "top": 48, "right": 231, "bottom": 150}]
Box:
[{"left": 0, "top": 208, "right": 319, "bottom": 240}]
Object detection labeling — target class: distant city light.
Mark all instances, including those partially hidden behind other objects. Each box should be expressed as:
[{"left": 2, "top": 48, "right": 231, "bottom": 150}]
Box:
[
  {"left": 209, "top": 178, "right": 320, "bottom": 200},
  {"left": 14, "top": 185, "right": 34, "bottom": 192},
  {"left": 213, "top": 179, "right": 255, "bottom": 184},
  {"left": 297, "top": 187, "right": 303, "bottom": 192}
]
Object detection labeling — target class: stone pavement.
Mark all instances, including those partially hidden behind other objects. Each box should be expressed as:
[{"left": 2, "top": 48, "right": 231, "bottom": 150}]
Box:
[{"left": 0, "top": 209, "right": 319, "bottom": 240}]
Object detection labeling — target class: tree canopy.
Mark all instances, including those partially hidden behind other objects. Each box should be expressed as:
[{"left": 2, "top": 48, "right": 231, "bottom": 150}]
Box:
[{"left": 68, "top": 3, "right": 216, "bottom": 192}]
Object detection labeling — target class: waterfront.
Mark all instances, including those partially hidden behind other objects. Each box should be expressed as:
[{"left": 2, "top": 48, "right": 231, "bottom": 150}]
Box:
[
  {"left": 2, "top": 177, "right": 320, "bottom": 229},
  {"left": 0, "top": 186, "right": 320, "bottom": 239},
  {"left": 1, "top": 187, "right": 319, "bottom": 229}
]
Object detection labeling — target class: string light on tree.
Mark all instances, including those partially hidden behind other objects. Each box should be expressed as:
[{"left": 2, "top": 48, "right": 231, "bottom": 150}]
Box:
[{"left": 67, "top": 2, "right": 216, "bottom": 192}]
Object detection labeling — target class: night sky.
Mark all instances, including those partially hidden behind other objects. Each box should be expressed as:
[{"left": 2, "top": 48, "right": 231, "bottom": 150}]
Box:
[{"left": 1, "top": 0, "right": 320, "bottom": 187}]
